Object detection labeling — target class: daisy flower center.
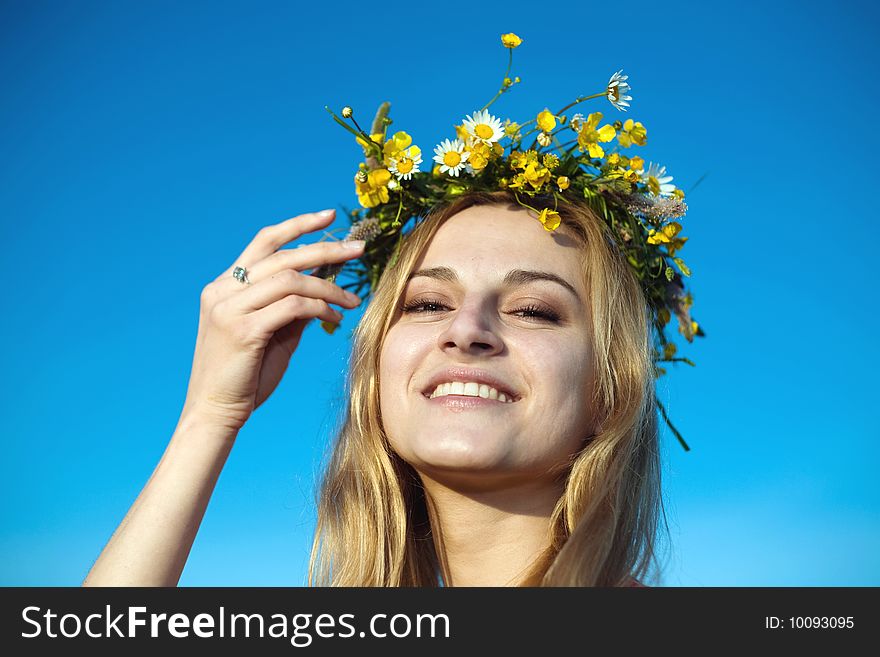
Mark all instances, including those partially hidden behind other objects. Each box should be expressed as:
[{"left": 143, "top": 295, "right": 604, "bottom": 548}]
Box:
[
  {"left": 474, "top": 124, "right": 494, "bottom": 140},
  {"left": 397, "top": 159, "right": 414, "bottom": 174},
  {"left": 443, "top": 151, "right": 462, "bottom": 167}
]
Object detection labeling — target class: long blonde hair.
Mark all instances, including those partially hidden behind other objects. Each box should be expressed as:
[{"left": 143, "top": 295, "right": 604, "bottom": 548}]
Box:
[{"left": 308, "top": 190, "right": 667, "bottom": 586}]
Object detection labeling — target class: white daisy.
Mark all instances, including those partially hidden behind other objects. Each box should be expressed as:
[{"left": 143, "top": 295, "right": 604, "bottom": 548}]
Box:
[
  {"left": 642, "top": 162, "right": 676, "bottom": 197},
  {"left": 433, "top": 138, "right": 470, "bottom": 177},
  {"left": 462, "top": 109, "right": 504, "bottom": 144},
  {"left": 606, "top": 69, "right": 632, "bottom": 112},
  {"left": 569, "top": 113, "right": 585, "bottom": 132},
  {"left": 388, "top": 145, "right": 422, "bottom": 181}
]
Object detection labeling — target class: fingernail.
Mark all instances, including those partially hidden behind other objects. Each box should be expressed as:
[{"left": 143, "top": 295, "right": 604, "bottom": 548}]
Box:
[
  {"left": 343, "top": 240, "right": 366, "bottom": 250},
  {"left": 318, "top": 209, "right": 334, "bottom": 217}
]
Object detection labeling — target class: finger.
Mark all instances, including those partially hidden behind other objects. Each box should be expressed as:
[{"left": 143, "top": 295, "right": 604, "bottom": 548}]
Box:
[
  {"left": 248, "top": 239, "right": 365, "bottom": 280},
  {"left": 250, "top": 295, "right": 343, "bottom": 337},
  {"left": 230, "top": 269, "right": 361, "bottom": 314},
  {"left": 224, "top": 209, "right": 337, "bottom": 277}
]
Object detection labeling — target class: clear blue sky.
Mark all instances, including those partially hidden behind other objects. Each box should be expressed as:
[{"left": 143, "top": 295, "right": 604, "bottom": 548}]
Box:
[{"left": 1, "top": 0, "right": 877, "bottom": 586}]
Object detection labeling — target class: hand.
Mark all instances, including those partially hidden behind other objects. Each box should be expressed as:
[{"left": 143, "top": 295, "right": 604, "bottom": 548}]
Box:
[{"left": 179, "top": 209, "right": 364, "bottom": 431}]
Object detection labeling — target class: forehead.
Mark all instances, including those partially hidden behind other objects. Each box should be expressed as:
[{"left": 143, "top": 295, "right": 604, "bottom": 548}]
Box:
[{"left": 415, "top": 204, "right": 584, "bottom": 282}]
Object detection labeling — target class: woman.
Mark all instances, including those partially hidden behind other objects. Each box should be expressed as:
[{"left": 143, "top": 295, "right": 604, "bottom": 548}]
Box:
[{"left": 82, "top": 189, "right": 664, "bottom": 587}]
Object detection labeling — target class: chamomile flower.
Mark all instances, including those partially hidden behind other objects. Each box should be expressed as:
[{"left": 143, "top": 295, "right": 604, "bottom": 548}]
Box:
[
  {"left": 642, "top": 161, "right": 675, "bottom": 197},
  {"left": 388, "top": 145, "right": 422, "bottom": 181},
  {"left": 433, "top": 138, "right": 470, "bottom": 177},
  {"left": 462, "top": 110, "right": 504, "bottom": 144},
  {"left": 606, "top": 69, "right": 632, "bottom": 112}
]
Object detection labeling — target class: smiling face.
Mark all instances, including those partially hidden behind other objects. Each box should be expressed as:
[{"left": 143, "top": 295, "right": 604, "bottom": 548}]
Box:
[{"left": 378, "top": 204, "right": 598, "bottom": 491}]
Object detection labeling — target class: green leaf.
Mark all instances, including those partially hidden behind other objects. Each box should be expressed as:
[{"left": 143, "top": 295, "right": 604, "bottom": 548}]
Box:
[{"left": 673, "top": 257, "right": 691, "bottom": 277}]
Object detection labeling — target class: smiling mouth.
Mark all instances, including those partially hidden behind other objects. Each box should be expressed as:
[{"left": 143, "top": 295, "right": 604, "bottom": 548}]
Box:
[{"left": 422, "top": 381, "right": 519, "bottom": 403}]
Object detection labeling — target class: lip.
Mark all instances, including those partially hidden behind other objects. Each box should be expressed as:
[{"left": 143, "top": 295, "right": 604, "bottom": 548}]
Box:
[
  {"left": 424, "top": 394, "right": 512, "bottom": 412},
  {"left": 420, "top": 366, "right": 521, "bottom": 402}
]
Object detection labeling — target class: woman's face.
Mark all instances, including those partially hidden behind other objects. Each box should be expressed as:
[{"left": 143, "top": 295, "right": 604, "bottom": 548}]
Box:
[{"left": 379, "top": 204, "right": 598, "bottom": 490}]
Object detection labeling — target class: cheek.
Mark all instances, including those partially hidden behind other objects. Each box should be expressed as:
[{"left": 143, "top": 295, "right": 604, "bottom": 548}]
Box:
[{"left": 524, "top": 338, "right": 595, "bottom": 424}]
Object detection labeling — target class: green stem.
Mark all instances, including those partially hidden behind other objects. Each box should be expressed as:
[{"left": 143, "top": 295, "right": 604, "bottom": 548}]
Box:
[
  {"left": 554, "top": 92, "right": 606, "bottom": 116},
  {"left": 479, "top": 49, "right": 514, "bottom": 112},
  {"left": 656, "top": 398, "right": 691, "bottom": 451}
]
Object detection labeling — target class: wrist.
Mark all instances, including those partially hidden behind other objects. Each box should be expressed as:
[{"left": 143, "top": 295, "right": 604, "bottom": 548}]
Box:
[{"left": 175, "top": 406, "right": 244, "bottom": 444}]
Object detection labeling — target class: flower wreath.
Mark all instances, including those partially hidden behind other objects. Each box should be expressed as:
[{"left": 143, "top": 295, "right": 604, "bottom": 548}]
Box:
[{"left": 314, "top": 33, "right": 704, "bottom": 450}]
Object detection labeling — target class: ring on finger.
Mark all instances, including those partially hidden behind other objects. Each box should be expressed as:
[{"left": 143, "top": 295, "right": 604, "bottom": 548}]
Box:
[{"left": 232, "top": 265, "right": 252, "bottom": 286}]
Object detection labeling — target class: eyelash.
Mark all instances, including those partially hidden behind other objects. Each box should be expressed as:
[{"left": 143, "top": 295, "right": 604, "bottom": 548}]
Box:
[{"left": 401, "top": 298, "right": 561, "bottom": 323}]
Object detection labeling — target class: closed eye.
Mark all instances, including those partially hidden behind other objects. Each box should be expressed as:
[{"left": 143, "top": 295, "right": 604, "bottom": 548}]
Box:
[{"left": 400, "top": 298, "right": 561, "bottom": 323}]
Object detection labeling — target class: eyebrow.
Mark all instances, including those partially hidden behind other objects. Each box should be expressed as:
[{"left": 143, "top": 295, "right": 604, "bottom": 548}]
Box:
[{"left": 407, "top": 266, "right": 583, "bottom": 304}]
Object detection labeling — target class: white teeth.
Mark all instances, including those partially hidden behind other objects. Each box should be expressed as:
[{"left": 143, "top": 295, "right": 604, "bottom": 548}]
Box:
[{"left": 428, "top": 381, "right": 514, "bottom": 402}]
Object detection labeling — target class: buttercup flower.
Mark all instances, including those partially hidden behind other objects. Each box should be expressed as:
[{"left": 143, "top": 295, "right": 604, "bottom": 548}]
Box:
[
  {"left": 464, "top": 141, "right": 494, "bottom": 173},
  {"left": 536, "top": 109, "right": 557, "bottom": 133},
  {"left": 354, "top": 168, "right": 392, "bottom": 208},
  {"left": 646, "top": 221, "right": 688, "bottom": 257},
  {"left": 617, "top": 119, "right": 647, "bottom": 147},
  {"left": 501, "top": 33, "right": 523, "bottom": 48},
  {"left": 576, "top": 112, "right": 617, "bottom": 158},
  {"left": 537, "top": 208, "right": 561, "bottom": 231},
  {"left": 606, "top": 70, "right": 632, "bottom": 112},
  {"left": 383, "top": 131, "right": 414, "bottom": 161},
  {"left": 642, "top": 162, "right": 675, "bottom": 197},
  {"left": 556, "top": 175, "right": 570, "bottom": 190},
  {"left": 462, "top": 110, "right": 505, "bottom": 144},
  {"left": 433, "top": 138, "right": 470, "bottom": 177}
]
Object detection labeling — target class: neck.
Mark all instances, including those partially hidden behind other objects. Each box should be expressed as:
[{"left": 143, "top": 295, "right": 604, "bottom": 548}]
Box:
[{"left": 419, "top": 474, "right": 563, "bottom": 587}]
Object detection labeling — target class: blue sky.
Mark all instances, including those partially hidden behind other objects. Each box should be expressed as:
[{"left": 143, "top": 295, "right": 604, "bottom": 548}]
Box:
[{"left": 1, "top": 0, "right": 877, "bottom": 586}]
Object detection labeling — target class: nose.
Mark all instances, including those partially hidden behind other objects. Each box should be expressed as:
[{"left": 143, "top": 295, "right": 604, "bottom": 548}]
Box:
[{"left": 436, "top": 298, "right": 504, "bottom": 356}]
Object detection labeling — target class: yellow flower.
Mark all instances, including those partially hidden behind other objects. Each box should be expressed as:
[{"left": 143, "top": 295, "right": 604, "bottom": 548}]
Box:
[
  {"left": 509, "top": 150, "right": 528, "bottom": 169},
  {"left": 662, "top": 342, "right": 677, "bottom": 359},
  {"left": 617, "top": 119, "right": 647, "bottom": 147},
  {"left": 629, "top": 155, "right": 644, "bottom": 171},
  {"left": 354, "top": 168, "right": 392, "bottom": 208},
  {"left": 542, "top": 153, "right": 559, "bottom": 169},
  {"left": 646, "top": 222, "right": 688, "bottom": 257},
  {"left": 501, "top": 33, "right": 523, "bottom": 48},
  {"left": 606, "top": 152, "right": 620, "bottom": 166},
  {"left": 454, "top": 124, "right": 470, "bottom": 142},
  {"left": 536, "top": 109, "right": 557, "bottom": 133},
  {"left": 503, "top": 119, "right": 521, "bottom": 139},
  {"left": 537, "top": 208, "right": 561, "bottom": 231},
  {"left": 523, "top": 162, "right": 552, "bottom": 190},
  {"left": 556, "top": 175, "right": 570, "bottom": 190},
  {"left": 576, "top": 112, "right": 616, "bottom": 158},
  {"left": 623, "top": 169, "right": 641, "bottom": 183},
  {"left": 465, "top": 141, "right": 492, "bottom": 171},
  {"left": 383, "top": 131, "right": 413, "bottom": 161}
]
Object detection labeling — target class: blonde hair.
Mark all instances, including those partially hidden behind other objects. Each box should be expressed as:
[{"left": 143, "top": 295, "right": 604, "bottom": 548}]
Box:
[{"left": 308, "top": 190, "right": 666, "bottom": 586}]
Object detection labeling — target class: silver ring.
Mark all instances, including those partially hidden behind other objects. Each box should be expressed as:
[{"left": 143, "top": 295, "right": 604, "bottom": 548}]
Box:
[{"left": 232, "top": 266, "right": 251, "bottom": 285}]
